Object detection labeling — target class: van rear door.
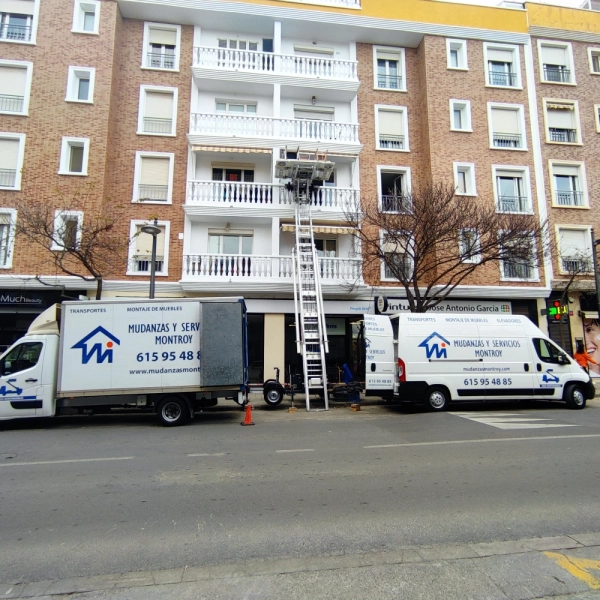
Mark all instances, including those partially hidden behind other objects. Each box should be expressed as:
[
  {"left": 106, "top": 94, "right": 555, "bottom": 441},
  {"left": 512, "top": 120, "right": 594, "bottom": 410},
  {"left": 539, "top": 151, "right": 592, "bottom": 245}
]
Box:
[{"left": 364, "top": 315, "right": 395, "bottom": 396}]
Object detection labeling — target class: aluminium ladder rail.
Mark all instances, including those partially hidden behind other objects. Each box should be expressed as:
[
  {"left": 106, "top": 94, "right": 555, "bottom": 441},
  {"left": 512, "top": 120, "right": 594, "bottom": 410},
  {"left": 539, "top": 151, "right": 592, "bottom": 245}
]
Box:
[{"left": 293, "top": 199, "right": 329, "bottom": 411}]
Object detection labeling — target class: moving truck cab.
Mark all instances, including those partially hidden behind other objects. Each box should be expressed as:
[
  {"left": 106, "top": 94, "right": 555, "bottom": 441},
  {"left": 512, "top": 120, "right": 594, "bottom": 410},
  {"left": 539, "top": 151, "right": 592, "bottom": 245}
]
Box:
[{"left": 365, "top": 313, "right": 594, "bottom": 411}]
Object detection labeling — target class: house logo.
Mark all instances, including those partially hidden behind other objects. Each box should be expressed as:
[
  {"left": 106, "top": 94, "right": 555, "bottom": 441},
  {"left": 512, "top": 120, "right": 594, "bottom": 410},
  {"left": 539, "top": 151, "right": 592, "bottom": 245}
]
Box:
[
  {"left": 72, "top": 326, "right": 120, "bottom": 364},
  {"left": 418, "top": 332, "right": 450, "bottom": 359}
]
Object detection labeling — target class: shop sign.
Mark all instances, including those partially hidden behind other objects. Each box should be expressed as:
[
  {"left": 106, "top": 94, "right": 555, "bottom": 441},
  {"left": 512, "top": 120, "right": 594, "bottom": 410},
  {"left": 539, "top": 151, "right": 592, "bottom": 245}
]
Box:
[
  {"left": 375, "top": 297, "right": 512, "bottom": 315},
  {"left": 0, "top": 292, "right": 46, "bottom": 307}
]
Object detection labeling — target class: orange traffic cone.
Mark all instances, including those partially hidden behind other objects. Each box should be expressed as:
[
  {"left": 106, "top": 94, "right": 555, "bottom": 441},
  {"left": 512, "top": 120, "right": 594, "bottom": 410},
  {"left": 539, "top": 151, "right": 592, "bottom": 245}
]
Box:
[{"left": 241, "top": 403, "right": 255, "bottom": 426}]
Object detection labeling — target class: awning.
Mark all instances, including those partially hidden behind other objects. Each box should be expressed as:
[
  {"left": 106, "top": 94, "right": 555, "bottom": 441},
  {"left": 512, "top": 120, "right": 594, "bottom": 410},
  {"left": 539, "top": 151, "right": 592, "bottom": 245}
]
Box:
[
  {"left": 281, "top": 225, "right": 356, "bottom": 235},
  {"left": 191, "top": 146, "right": 272, "bottom": 154},
  {"left": 580, "top": 311, "right": 599, "bottom": 320},
  {"left": 546, "top": 103, "right": 573, "bottom": 110}
]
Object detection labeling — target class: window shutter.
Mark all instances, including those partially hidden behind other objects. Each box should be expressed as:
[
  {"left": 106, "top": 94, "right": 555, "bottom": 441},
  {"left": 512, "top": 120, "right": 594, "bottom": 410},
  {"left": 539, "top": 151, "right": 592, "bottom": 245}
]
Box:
[
  {"left": 559, "top": 229, "right": 588, "bottom": 256},
  {"left": 0, "top": 138, "right": 19, "bottom": 169},
  {"left": 293, "top": 107, "right": 334, "bottom": 121},
  {"left": 0, "top": 213, "right": 11, "bottom": 226},
  {"left": 378, "top": 110, "right": 403, "bottom": 135},
  {"left": 492, "top": 108, "right": 520, "bottom": 134},
  {"left": 149, "top": 28, "right": 177, "bottom": 45},
  {"left": 1, "top": 0, "right": 35, "bottom": 14},
  {"left": 0, "top": 66, "right": 26, "bottom": 96},
  {"left": 547, "top": 107, "right": 574, "bottom": 129},
  {"left": 377, "top": 51, "right": 400, "bottom": 62},
  {"left": 383, "top": 238, "right": 403, "bottom": 253},
  {"left": 487, "top": 48, "right": 513, "bottom": 62},
  {"left": 140, "top": 157, "right": 169, "bottom": 186},
  {"left": 553, "top": 164, "right": 578, "bottom": 177},
  {"left": 542, "top": 46, "right": 567, "bottom": 65},
  {"left": 135, "top": 225, "right": 165, "bottom": 256},
  {"left": 144, "top": 91, "right": 173, "bottom": 119}
]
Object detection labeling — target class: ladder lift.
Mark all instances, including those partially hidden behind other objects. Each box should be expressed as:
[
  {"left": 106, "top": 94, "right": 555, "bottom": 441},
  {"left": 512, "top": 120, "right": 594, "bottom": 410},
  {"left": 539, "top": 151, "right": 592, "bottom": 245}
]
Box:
[{"left": 275, "top": 150, "right": 334, "bottom": 411}]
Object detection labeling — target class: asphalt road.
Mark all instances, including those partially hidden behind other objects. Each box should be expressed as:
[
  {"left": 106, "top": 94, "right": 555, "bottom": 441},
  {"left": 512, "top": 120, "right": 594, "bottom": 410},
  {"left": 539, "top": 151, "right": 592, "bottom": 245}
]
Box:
[{"left": 1, "top": 397, "right": 599, "bottom": 590}]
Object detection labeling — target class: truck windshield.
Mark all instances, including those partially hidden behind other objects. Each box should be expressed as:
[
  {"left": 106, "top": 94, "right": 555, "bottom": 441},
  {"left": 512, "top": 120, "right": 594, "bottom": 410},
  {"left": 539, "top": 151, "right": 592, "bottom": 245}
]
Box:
[{"left": 0, "top": 342, "right": 43, "bottom": 375}]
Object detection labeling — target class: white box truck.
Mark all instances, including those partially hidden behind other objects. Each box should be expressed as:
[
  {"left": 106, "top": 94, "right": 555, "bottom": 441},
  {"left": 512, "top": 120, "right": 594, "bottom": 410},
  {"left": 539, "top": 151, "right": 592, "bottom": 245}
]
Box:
[
  {"left": 0, "top": 297, "right": 248, "bottom": 426},
  {"left": 364, "top": 313, "right": 594, "bottom": 411}
]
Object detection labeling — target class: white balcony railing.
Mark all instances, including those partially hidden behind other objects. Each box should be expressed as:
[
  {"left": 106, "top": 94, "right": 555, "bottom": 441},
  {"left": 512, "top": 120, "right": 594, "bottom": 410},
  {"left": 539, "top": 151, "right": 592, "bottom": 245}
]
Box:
[
  {"left": 183, "top": 254, "right": 362, "bottom": 282},
  {"left": 190, "top": 113, "right": 360, "bottom": 144},
  {"left": 193, "top": 47, "right": 358, "bottom": 81},
  {"left": 186, "top": 180, "right": 358, "bottom": 210}
]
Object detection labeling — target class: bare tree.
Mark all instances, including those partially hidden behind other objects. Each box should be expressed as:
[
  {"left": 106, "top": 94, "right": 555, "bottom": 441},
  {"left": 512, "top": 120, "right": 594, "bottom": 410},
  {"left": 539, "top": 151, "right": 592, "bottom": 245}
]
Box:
[
  {"left": 12, "top": 184, "right": 132, "bottom": 300},
  {"left": 345, "top": 182, "right": 548, "bottom": 312}
]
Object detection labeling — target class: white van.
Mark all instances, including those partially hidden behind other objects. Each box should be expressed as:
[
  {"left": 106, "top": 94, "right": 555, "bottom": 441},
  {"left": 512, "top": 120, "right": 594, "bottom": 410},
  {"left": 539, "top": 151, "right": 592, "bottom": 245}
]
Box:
[{"left": 364, "top": 313, "right": 594, "bottom": 411}]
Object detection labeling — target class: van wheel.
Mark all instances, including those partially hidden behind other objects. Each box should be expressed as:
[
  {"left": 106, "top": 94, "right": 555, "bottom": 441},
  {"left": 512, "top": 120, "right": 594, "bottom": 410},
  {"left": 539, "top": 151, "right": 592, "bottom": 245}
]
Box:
[
  {"left": 263, "top": 386, "right": 283, "bottom": 407},
  {"left": 156, "top": 397, "right": 191, "bottom": 426},
  {"left": 564, "top": 384, "right": 586, "bottom": 410},
  {"left": 425, "top": 386, "right": 449, "bottom": 412}
]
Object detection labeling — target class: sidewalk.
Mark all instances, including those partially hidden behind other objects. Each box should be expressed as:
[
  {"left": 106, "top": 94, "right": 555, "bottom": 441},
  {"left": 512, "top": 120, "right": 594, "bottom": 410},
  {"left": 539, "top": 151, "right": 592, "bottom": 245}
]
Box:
[{"left": 2, "top": 533, "right": 600, "bottom": 599}]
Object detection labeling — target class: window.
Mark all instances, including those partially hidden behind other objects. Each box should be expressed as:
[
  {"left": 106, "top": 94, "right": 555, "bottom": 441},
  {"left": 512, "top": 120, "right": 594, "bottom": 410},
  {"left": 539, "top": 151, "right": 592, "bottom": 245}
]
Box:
[
  {"left": 142, "top": 23, "right": 181, "bottom": 71},
  {"left": 458, "top": 229, "right": 481, "bottom": 263},
  {"left": 66, "top": 67, "right": 95, "bottom": 103},
  {"left": 550, "top": 162, "right": 588, "bottom": 208},
  {"left": 483, "top": 43, "right": 521, "bottom": 88},
  {"left": 373, "top": 46, "right": 405, "bottom": 91},
  {"left": 532, "top": 338, "right": 564, "bottom": 364},
  {"left": 375, "top": 105, "right": 408, "bottom": 151},
  {"left": 378, "top": 167, "right": 411, "bottom": 212},
  {"left": 128, "top": 220, "right": 169, "bottom": 276},
  {"left": 493, "top": 166, "right": 531, "bottom": 213},
  {"left": 212, "top": 167, "right": 254, "bottom": 182},
  {"left": 449, "top": 99, "right": 472, "bottom": 132},
  {"left": 595, "top": 104, "right": 600, "bottom": 133},
  {"left": 0, "top": 60, "right": 32, "bottom": 114},
  {"left": 0, "top": 0, "right": 35, "bottom": 43},
  {"left": 138, "top": 86, "right": 177, "bottom": 135},
  {"left": 543, "top": 100, "right": 580, "bottom": 144},
  {"left": 218, "top": 38, "right": 259, "bottom": 52},
  {"left": 0, "top": 133, "right": 25, "bottom": 190},
  {"left": 59, "top": 137, "right": 89, "bottom": 175},
  {"left": 0, "top": 342, "right": 42, "bottom": 375},
  {"left": 501, "top": 236, "right": 537, "bottom": 281},
  {"left": 0, "top": 209, "right": 16, "bottom": 268},
  {"left": 209, "top": 231, "right": 253, "bottom": 255},
  {"left": 446, "top": 39, "right": 467, "bottom": 70},
  {"left": 52, "top": 211, "right": 82, "bottom": 250},
  {"left": 453, "top": 163, "right": 476, "bottom": 196},
  {"left": 557, "top": 227, "right": 592, "bottom": 274},
  {"left": 488, "top": 103, "right": 526, "bottom": 150},
  {"left": 588, "top": 47, "right": 600, "bottom": 74},
  {"left": 133, "top": 152, "right": 173, "bottom": 203},
  {"left": 216, "top": 100, "right": 257, "bottom": 115},
  {"left": 315, "top": 239, "right": 337, "bottom": 257},
  {"left": 72, "top": 0, "right": 99, "bottom": 34},
  {"left": 382, "top": 234, "right": 413, "bottom": 281},
  {"left": 538, "top": 41, "right": 575, "bottom": 84}
]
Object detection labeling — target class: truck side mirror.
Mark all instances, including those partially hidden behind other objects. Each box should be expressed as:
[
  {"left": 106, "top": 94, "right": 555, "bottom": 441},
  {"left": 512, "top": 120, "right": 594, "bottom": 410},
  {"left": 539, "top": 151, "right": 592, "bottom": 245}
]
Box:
[{"left": 557, "top": 354, "right": 569, "bottom": 365}]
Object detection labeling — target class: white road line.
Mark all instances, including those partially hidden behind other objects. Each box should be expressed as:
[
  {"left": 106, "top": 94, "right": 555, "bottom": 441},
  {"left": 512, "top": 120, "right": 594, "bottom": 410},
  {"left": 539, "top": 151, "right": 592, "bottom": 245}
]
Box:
[
  {"left": 451, "top": 412, "right": 580, "bottom": 430},
  {"left": 489, "top": 423, "right": 579, "bottom": 430},
  {"left": 0, "top": 457, "right": 135, "bottom": 467},
  {"left": 188, "top": 452, "right": 228, "bottom": 457},
  {"left": 276, "top": 449, "right": 315, "bottom": 453},
  {"left": 364, "top": 433, "right": 600, "bottom": 449}
]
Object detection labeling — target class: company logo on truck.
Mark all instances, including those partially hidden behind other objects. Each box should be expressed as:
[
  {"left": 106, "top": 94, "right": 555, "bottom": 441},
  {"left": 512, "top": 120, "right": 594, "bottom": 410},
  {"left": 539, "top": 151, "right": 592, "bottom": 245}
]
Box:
[
  {"left": 72, "top": 327, "right": 121, "bottom": 364},
  {"left": 419, "top": 332, "right": 450, "bottom": 359}
]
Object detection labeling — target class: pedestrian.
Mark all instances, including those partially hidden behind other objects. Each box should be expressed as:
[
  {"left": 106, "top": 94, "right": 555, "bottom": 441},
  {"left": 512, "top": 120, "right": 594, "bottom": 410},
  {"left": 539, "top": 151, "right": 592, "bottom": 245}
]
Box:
[{"left": 573, "top": 339, "right": 597, "bottom": 373}]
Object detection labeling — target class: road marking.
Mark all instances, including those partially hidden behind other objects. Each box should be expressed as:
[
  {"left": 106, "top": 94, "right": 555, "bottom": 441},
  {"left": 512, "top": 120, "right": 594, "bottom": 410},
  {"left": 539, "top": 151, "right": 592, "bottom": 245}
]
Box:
[
  {"left": 544, "top": 552, "right": 600, "bottom": 590},
  {"left": 188, "top": 452, "right": 227, "bottom": 457},
  {"left": 276, "top": 448, "right": 315, "bottom": 453},
  {"left": 451, "top": 412, "right": 579, "bottom": 430},
  {"left": 364, "top": 433, "right": 600, "bottom": 449},
  {"left": 0, "top": 457, "right": 135, "bottom": 467}
]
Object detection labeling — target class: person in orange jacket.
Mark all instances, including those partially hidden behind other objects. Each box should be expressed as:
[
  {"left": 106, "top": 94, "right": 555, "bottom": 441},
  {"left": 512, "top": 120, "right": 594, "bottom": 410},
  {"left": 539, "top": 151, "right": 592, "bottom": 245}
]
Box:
[{"left": 573, "top": 339, "right": 597, "bottom": 372}]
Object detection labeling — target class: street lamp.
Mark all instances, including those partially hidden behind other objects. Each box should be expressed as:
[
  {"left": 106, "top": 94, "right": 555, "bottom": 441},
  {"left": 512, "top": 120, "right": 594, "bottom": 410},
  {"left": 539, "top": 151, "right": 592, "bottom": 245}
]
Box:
[
  {"left": 140, "top": 218, "right": 161, "bottom": 299},
  {"left": 591, "top": 228, "right": 600, "bottom": 317}
]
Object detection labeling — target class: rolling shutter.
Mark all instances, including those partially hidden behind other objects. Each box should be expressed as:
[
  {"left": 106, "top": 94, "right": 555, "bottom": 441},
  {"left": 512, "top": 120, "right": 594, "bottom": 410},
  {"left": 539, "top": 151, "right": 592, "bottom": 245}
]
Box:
[
  {"left": 0, "top": 138, "right": 19, "bottom": 169},
  {"left": 135, "top": 225, "right": 166, "bottom": 256},
  {"left": 145, "top": 91, "right": 173, "bottom": 119},
  {"left": 140, "top": 157, "right": 169, "bottom": 186},
  {"left": 149, "top": 28, "right": 176, "bottom": 46},
  {"left": 491, "top": 108, "right": 520, "bottom": 134},
  {"left": 378, "top": 110, "right": 403, "bottom": 136},
  {"left": 0, "top": 66, "right": 27, "bottom": 96}
]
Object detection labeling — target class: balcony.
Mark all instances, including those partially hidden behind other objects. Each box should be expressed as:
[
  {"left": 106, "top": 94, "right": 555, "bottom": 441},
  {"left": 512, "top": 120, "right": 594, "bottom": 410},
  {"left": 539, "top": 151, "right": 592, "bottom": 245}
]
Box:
[
  {"left": 493, "top": 132, "right": 522, "bottom": 149},
  {"left": 378, "top": 134, "right": 404, "bottom": 150},
  {"left": 188, "top": 113, "right": 361, "bottom": 154},
  {"left": 549, "top": 128, "right": 577, "bottom": 143},
  {"left": 376, "top": 74, "right": 403, "bottom": 90},
  {"left": 0, "top": 94, "right": 24, "bottom": 113},
  {"left": 502, "top": 262, "right": 535, "bottom": 279},
  {"left": 543, "top": 65, "right": 571, "bottom": 83},
  {"left": 186, "top": 180, "right": 358, "bottom": 211},
  {"left": 138, "top": 185, "right": 169, "bottom": 202},
  {"left": 562, "top": 258, "right": 592, "bottom": 273},
  {"left": 381, "top": 195, "right": 411, "bottom": 213},
  {"left": 488, "top": 71, "right": 517, "bottom": 87},
  {"left": 142, "top": 117, "right": 173, "bottom": 135},
  {"left": 0, "top": 169, "right": 16, "bottom": 188},
  {"left": 182, "top": 254, "right": 362, "bottom": 283},
  {"left": 498, "top": 196, "right": 529, "bottom": 213},
  {"left": 555, "top": 190, "right": 584, "bottom": 207},
  {"left": 0, "top": 22, "right": 32, "bottom": 42},
  {"left": 132, "top": 256, "right": 165, "bottom": 273},
  {"left": 146, "top": 53, "right": 175, "bottom": 70}
]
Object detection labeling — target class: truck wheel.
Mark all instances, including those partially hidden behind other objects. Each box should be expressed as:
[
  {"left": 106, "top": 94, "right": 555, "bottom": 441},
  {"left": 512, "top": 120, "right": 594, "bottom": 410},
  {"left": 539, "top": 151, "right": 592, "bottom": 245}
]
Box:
[
  {"left": 564, "top": 384, "right": 586, "bottom": 410},
  {"left": 425, "top": 386, "right": 449, "bottom": 412},
  {"left": 263, "top": 386, "right": 283, "bottom": 407},
  {"left": 156, "top": 397, "right": 191, "bottom": 426}
]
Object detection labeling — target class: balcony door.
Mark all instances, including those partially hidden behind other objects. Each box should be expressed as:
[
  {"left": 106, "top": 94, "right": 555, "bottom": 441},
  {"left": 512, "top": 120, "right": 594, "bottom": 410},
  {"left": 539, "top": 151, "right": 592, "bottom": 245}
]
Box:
[{"left": 208, "top": 232, "right": 253, "bottom": 276}]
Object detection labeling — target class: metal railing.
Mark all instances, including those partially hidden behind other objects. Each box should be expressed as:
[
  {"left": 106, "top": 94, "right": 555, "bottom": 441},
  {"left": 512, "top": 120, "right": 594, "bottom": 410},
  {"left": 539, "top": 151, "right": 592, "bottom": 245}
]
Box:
[
  {"left": 493, "top": 132, "right": 522, "bottom": 148},
  {"left": 488, "top": 71, "right": 517, "bottom": 86},
  {"left": 549, "top": 128, "right": 576, "bottom": 143},
  {"left": 376, "top": 74, "right": 403, "bottom": 89},
  {"left": 543, "top": 66, "right": 571, "bottom": 83},
  {"left": 381, "top": 195, "right": 411, "bottom": 213},
  {"left": 379, "top": 134, "right": 404, "bottom": 150},
  {"left": 146, "top": 53, "right": 175, "bottom": 69},
  {"left": 0, "top": 95, "right": 24, "bottom": 112},
  {"left": 503, "top": 262, "right": 535, "bottom": 279},
  {"left": 138, "top": 185, "right": 169, "bottom": 202},
  {"left": 0, "top": 23, "right": 32, "bottom": 41},
  {"left": 562, "top": 258, "right": 592, "bottom": 273},
  {"left": 143, "top": 117, "right": 173, "bottom": 134},
  {"left": 0, "top": 169, "right": 17, "bottom": 188},
  {"left": 555, "top": 190, "right": 584, "bottom": 206},
  {"left": 189, "top": 113, "right": 360, "bottom": 143},
  {"left": 498, "top": 195, "right": 529, "bottom": 213},
  {"left": 133, "top": 256, "right": 164, "bottom": 273}
]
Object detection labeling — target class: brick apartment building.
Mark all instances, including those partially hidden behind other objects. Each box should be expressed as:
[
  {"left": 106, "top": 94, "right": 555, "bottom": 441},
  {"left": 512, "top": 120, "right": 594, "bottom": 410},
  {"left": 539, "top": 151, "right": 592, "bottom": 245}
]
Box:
[{"left": 0, "top": 0, "right": 599, "bottom": 382}]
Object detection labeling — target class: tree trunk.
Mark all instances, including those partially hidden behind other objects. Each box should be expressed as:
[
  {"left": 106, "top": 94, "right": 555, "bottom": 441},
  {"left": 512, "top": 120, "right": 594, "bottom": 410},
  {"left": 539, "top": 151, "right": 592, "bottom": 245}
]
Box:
[{"left": 95, "top": 277, "right": 103, "bottom": 300}]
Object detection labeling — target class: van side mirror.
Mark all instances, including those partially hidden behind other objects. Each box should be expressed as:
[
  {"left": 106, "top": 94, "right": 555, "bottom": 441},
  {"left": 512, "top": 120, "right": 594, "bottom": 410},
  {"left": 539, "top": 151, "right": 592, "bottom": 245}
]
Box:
[{"left": 557, "top": 354, "right": 569, "bottom": 365}]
